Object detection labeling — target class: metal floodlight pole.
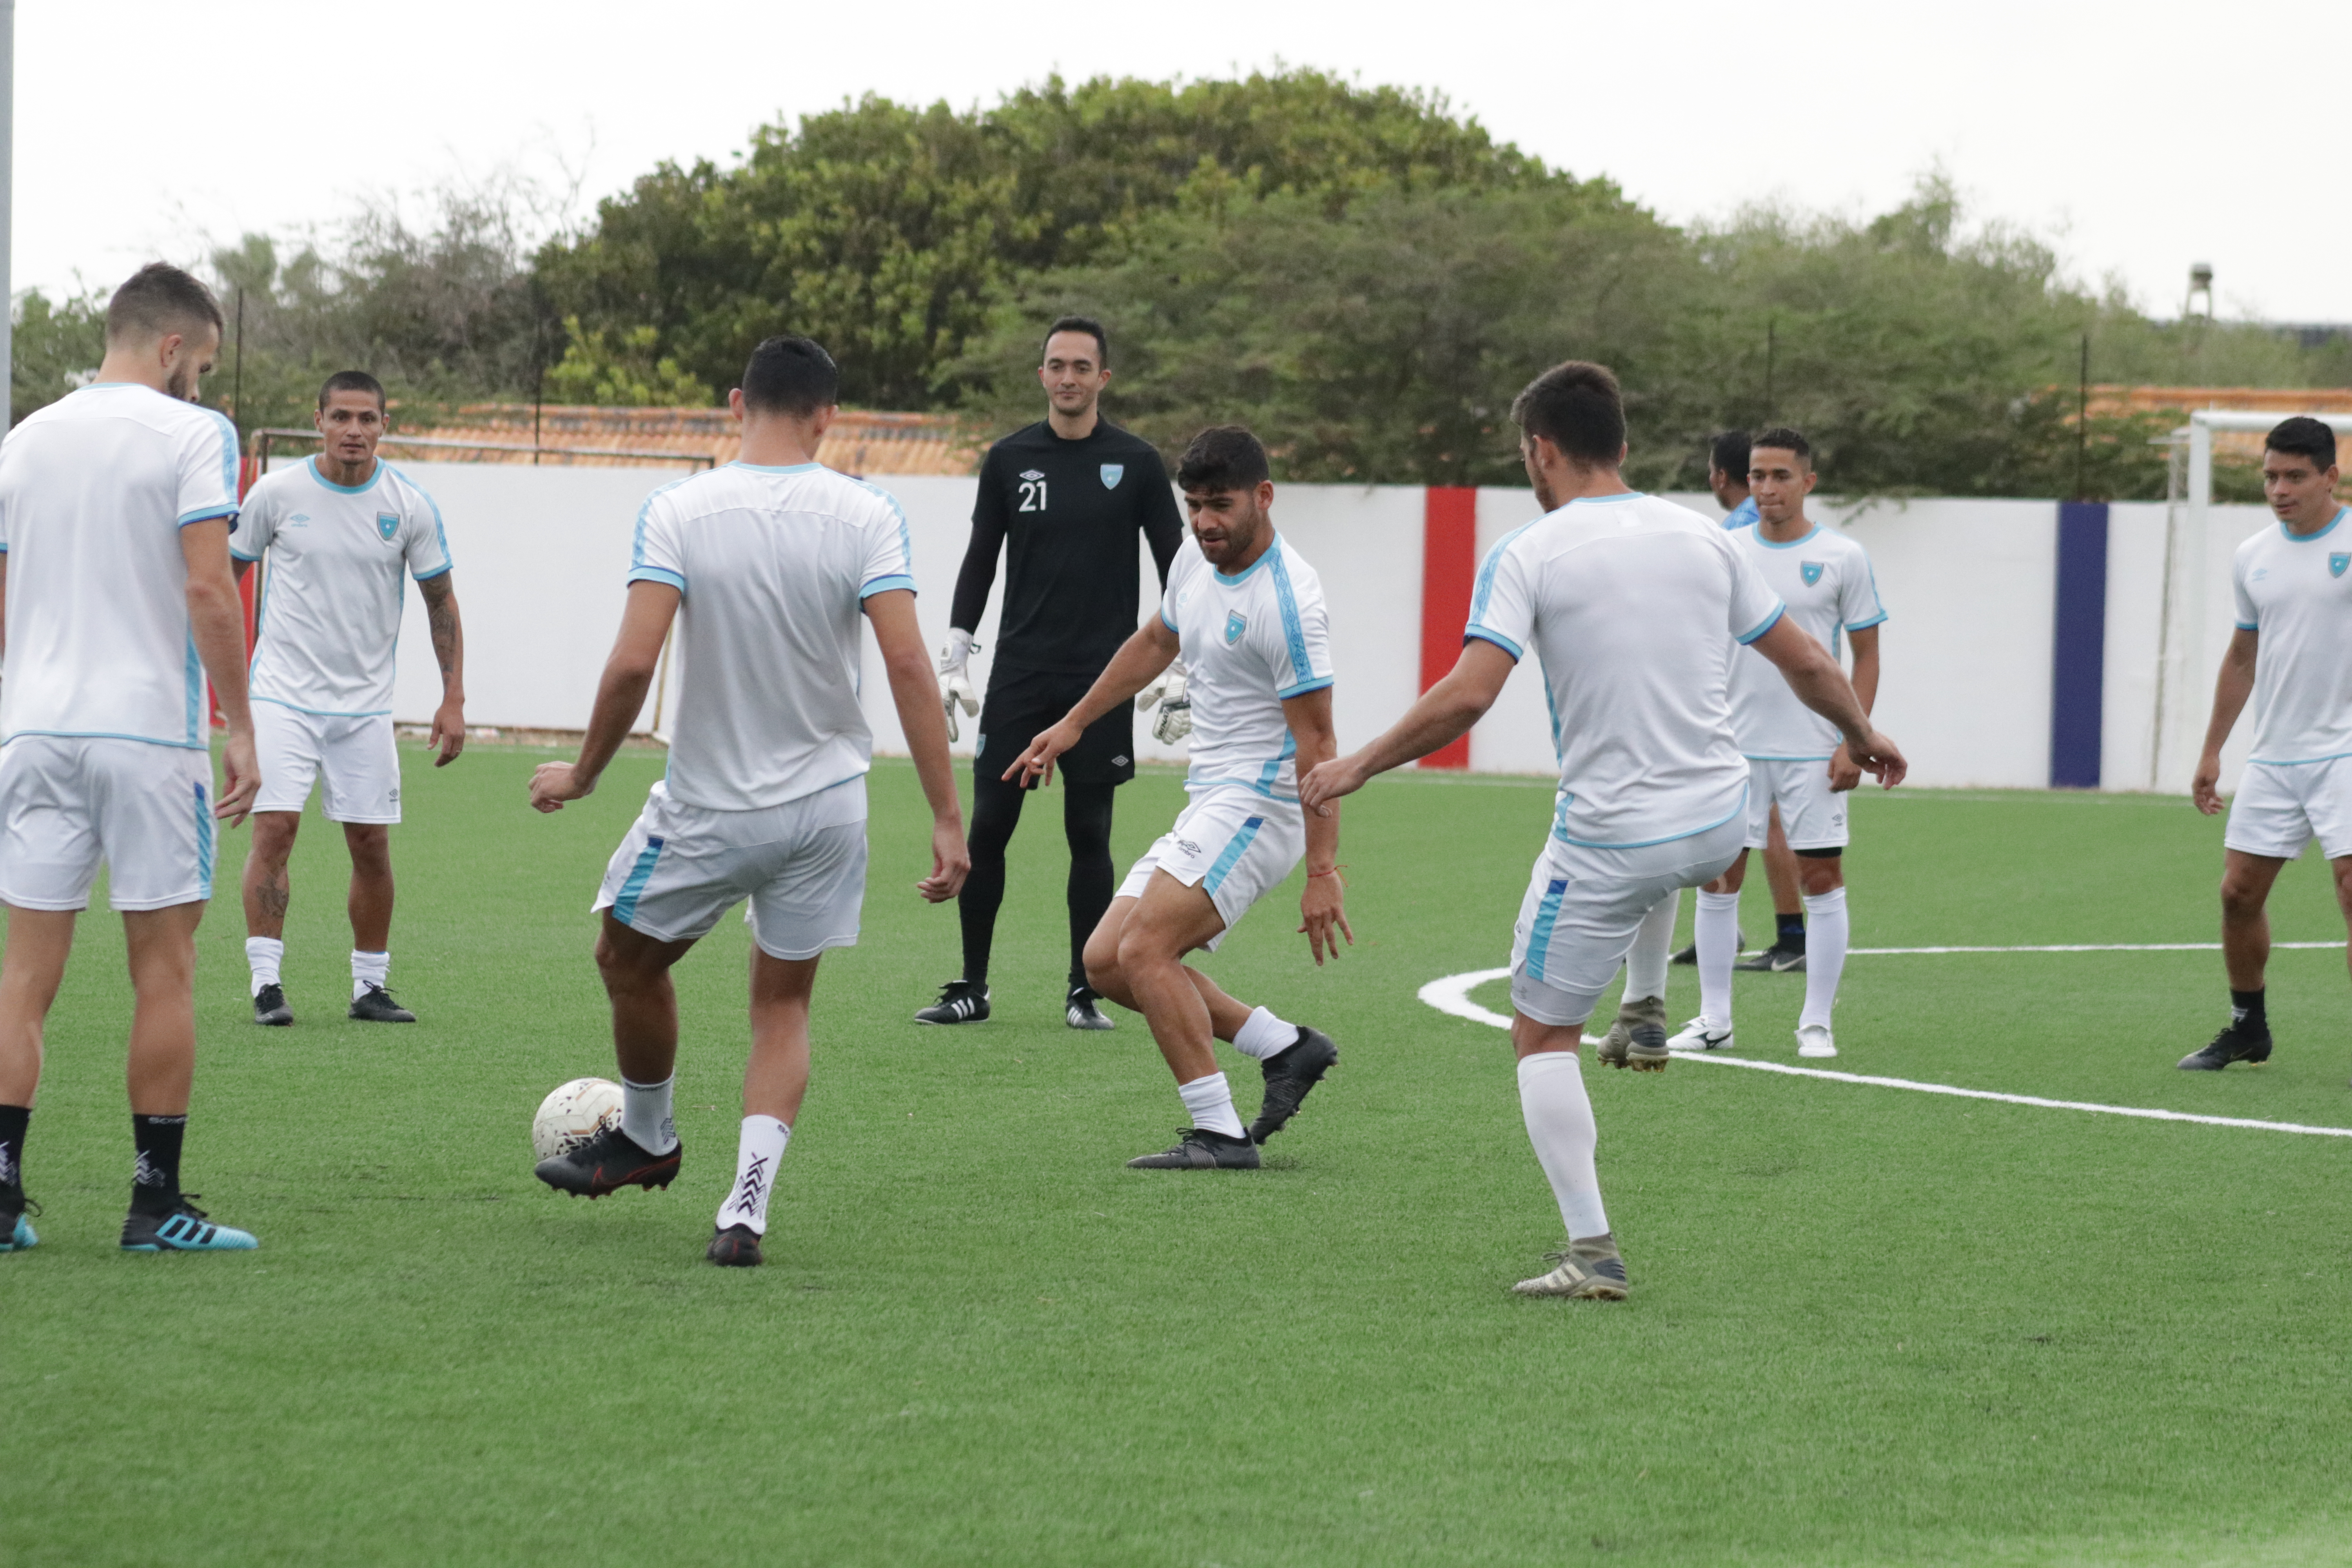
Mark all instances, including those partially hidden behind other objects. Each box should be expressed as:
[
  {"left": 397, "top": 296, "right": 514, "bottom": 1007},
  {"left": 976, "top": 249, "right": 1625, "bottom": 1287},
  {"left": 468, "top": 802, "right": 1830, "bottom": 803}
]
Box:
[{"left": 0, "top": 1, "right": 15, "bottom": 434}]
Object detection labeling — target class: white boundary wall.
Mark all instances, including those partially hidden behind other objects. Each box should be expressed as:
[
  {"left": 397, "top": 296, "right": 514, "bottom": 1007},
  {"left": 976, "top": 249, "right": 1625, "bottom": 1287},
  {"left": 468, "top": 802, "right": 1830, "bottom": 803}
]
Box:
[{"left": 360, "top": 461, "right": 2260, "bottom": 793}]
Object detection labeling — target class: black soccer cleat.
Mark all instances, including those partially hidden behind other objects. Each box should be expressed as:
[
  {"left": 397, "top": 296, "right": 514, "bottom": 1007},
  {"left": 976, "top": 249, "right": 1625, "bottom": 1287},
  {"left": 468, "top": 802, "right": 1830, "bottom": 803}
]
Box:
[
  {"left": 1734, "top": 942, "right": 1805, "bottom": 973},
  {"left": 1127, "top": 1127, "right": 1262, "bottom": 1169},
  {"left": 120, "top": 1194, "right": 258, "bottom": 1252},
  {"left": 535, "top": 1124, "right": 683, "bottom": 1197},
  {"left": 707, "top": 1224, "right": 764, "bottom": 1267},
  {"left": 1247, "top": 1026, "right": 1339, "bottom": 1143},
  {"left": 1, "top": 1180, "right": 38, "bottom": 1253},
  {"left": 349, "top": 984, "right": 415, "bottom": 1023},
  {"left": 915, "top": 980, "right": 990, "bottom": 1025},
  {"left": 2178, "top": 1023, "right": 2273, "bottom": 1071},
  {"left": 1065, "top": 985, "right": 1115, "bottom": 1031},
  {"left": 1670, "top": 927, "right": 1745, "bottom": 966},
  {"left": 253, "top": 983, "right": 293, "bottom": 1027}
]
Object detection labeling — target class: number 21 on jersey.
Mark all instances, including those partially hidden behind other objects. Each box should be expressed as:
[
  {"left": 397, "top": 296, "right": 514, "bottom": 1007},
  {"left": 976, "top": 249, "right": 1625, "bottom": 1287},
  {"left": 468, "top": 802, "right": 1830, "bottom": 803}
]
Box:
[{"left": 1018, "top": 467, "right": 1048, "bottom": 512}]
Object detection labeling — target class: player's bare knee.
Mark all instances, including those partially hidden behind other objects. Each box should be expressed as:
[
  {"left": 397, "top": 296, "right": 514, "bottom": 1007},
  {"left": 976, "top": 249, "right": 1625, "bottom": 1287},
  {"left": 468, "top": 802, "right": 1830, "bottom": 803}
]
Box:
[
  {"left": 1798, "top": 857, "right": 1843, "bottom": 896},
  {"left": 247, "top": 811, "right": 300, "bottom": 868},
  {"left": 342, "top": 824, "right": 393, "bottom": 877},
  {"left": 2220, "top": 873, "right": 2267, "bottom": 919}
]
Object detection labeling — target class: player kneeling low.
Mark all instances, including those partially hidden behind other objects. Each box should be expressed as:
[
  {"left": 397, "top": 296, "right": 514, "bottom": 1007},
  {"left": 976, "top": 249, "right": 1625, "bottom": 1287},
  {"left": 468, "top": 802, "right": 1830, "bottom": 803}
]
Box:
[
  {"left": 528, "top": 336, "right": 968, "bottom": 1267},
  {"left": 1008, "top": 426, "right": 1347, "bottom": 1170}
]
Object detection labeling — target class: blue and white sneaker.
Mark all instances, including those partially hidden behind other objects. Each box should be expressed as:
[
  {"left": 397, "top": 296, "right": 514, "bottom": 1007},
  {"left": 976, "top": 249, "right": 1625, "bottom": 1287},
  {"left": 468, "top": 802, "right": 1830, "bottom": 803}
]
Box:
[
  {"left": 121, "top": 1196, "right": 258, "bottom": 1252},
  {"left": 1, "top": 1188, "right": 36, "bottom": 1252}
]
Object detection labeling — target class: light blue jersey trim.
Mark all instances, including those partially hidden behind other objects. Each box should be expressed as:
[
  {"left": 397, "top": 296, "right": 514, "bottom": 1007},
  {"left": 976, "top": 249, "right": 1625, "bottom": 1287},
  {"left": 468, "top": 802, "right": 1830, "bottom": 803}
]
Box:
[
  {"left": 1844, "top": 611, "right": 1889, "bottom": 632},
  {"left": 204, "top": 406, "right": 240, "bottom": 505},
  {"left": 1735, "top": 604, "right": 1785, "bottom": 645},
  {"left": 1212, "top": 546, "right": 1274, "bottom": 587},
  {"left": 387, "top": 464, "right": 455, "bottom": 575},
  {"left": 1468, "top": 523, "right": 1535, "bottom": 629},
  {"left": 229, "top": 548, "right": 261, "bottom": 563},
  {"left": 1523, "top": 879, "right": 1568, "bottom": 982},
  {"left": 628, "top": 566, "right": 687, "bottom": 593},
  {"left": 1201, "top": 815, "right": 1267, "bottom": 898},
  {"left": 1, "top": 729, "right": 207, "bottom": 751},
  {"left": 1567, "top": 491, "right": 1645, "bottom": 506},
  {"left": 2235, "top": 620, "right": 2260, "bottom": 632},
  {"left": 2279, "top": 507, "right": 2348, "bottom": 543},
  {"left": 193, "top": 780, "right": 215, "bottom": 898},
  {"left": 1463, "top": 625, "right": 1522, "bottom": 660},
  {"left": 611, "top": 837, "right": 667, "bottom": 926},
  {"left": 412, "top": 564, "right": 452, "bottom": 583},
  {"left": 1754, "top": 524, "right": 1821, "bottom": 550},
  {"left": 184, "top": 633, "right": 203, "bottom": 745},
  {"left": 860, "top": 574, "right": 916, "bottom": 598},
  {"left": 1551, "top": 785, "right": 1748, "bottom": 850},
  {"left": 1722, "top": 497, "right": 1759, "bottom": 531},
  {"left": 1160, "top": 605, "right": 1179, "bottom": 632},
  {"left": 2247, "top": 750, "right": 2352, "bottom": 766},
  {"left": 1264, "top": 542, "right": 1318, "bottom": 690},
  {"left": 1275, "top": 675, "right": 1333, "bottom": 699},
  {"left": 851, "top": 477, "right": 917, "bottom": 595},
  {"left": 253, "top": 694, "right": 394, "bottom": 720},
  {"left": 1254, "top": 733, "right": 1298, "bottom": 796},
  {"left": 305, "top": 455, "right": 384, "bottom": 496},
  {"left": 629, "top": 475, "right": 700, "bottom": 579},
  {"left": 732, "top": 461, "right": 822, "bottom": 474},
  {"left": 178, "top": 506, "right": 238, "bottom": 528},
  {"left": 1744, "top": 752, "right": 1836, "bottom": 763}
]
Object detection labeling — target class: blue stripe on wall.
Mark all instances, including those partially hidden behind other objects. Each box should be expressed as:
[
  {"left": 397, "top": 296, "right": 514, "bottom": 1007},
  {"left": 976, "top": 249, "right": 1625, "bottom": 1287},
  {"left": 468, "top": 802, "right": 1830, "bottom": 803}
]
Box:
[{"left": 2049, "top": 501, "right": 2109, "bottom": 789}]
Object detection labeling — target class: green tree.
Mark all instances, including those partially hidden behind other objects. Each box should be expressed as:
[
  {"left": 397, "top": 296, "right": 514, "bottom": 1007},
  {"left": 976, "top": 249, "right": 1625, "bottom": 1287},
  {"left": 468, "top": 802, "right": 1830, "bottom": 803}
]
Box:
[{"left": 10, "top": 289, "right": 108, "bottom": 425}]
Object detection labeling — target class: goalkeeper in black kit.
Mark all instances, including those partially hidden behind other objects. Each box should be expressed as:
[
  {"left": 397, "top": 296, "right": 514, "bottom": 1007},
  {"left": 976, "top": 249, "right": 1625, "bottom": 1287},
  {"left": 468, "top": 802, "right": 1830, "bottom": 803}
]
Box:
[{"left": 916, "top": 317, "right": 1186, "bottom": 1029}]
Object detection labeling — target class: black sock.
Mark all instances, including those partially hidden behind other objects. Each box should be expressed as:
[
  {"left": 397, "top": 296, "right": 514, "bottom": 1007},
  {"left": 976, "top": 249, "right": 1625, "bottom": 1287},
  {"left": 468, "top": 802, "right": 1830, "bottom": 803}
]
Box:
[
  {"left": 0, "top": 1103, "right": 28, "bottom": 1191},
  {"left": 1777, "top": 912, "right": 1806, "bottom": 953},
  {"left": 2230, "top": 988, "right": 2267, "bottom": 1034},
  {"left": 131, "top": 1114, "right": 187, "bottom": 1212}
]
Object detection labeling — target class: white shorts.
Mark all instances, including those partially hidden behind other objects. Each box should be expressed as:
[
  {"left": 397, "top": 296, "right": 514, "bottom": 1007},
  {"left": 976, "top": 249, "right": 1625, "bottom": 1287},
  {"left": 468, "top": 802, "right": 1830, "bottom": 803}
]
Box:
[
  {"left": 1509, "top": 815, "right": 1747, "bottom": 1026},
  {"left": 2225, "top": 757, "right": 2352, "bottom": 861},
  {"left": 1744, "top": 756, "right": 1849, "bottom": 851},
  {"left": 1116, "top": 788, "right": 1306, "bottom": 952},
  {"left": 252, "top": 702, "right": 400, "bottom": 823},
  {"left": 0, "top": 737, "right": 216, "bottom": 912},
  {"left": 594, "top": 777, "right": 869, "bottom": 960}
]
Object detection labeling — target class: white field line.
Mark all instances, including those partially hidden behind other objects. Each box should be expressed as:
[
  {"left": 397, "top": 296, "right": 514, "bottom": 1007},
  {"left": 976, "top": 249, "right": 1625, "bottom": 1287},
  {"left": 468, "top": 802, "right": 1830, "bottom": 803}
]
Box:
[
  {"left": 1853, "top": 941, "right": 2343, "bottom": 955},
  {"left": 1416, "top": 968, "right": 2352, "bottom": 1141}
]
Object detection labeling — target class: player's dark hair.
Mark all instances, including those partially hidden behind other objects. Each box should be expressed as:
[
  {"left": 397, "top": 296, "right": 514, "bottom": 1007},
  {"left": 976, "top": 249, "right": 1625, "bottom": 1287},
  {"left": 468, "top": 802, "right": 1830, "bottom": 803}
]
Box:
[
  {"left": 105, "top": 262, "right": 223, "bottom": 344},
  {"left": 1042, "top": 315, "right": 1109, "bottom": 367},
  {"left": 2266, "top": 416, "right": 2337, "bottom": 470},
  {"left": 740, "top": 336, "right": 840, "bottom": 419},
  {"left": 1710, "top": 429, "right": 1749, "bottom": 477},
  {"left": 1176, "top": 425, "right": 1270, "bottom": 492},
  {"left": 1510, "top": 361, "right": 1625, "bottom": 465},
  {"left": 317, "top": 369, "right": 387, "bottom": 413},
  {"left": 1750, "top": 426, "right": 1813, "bottom": 465}
]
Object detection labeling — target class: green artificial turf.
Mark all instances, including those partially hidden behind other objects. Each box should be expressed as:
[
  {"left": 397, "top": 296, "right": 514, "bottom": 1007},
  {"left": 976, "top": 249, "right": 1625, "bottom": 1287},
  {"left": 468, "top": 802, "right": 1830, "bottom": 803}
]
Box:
[{"left": 4, "top": 749, "right": 2350, "bottom": 1566}]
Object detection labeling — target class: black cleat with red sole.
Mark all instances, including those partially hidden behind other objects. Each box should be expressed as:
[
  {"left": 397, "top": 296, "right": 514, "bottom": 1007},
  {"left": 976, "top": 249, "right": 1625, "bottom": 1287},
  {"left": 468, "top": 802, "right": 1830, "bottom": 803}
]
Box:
[
  {"left": 707, "top": 1224, "right": 764, "bottom": 1267},
  {"left": 535, "top": 1125, "right": 682, "bottom": 1197}
]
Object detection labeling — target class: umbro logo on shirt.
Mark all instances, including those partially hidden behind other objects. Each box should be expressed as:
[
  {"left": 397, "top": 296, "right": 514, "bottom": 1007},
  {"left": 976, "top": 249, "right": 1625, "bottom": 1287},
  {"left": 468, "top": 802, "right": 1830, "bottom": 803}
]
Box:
[
  {"left": 1020, "top": 468, "right": 1045, "bottom": 481},
  {"left": 287, "top": 513, "right": 311, "bottom": 526}
]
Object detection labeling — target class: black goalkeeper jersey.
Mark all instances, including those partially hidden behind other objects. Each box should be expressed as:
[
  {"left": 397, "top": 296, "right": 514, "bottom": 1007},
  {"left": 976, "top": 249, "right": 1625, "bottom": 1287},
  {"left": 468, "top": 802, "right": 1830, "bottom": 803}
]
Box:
[{"left": 950, "top": 419, "right": 1186, "bottom": 679}]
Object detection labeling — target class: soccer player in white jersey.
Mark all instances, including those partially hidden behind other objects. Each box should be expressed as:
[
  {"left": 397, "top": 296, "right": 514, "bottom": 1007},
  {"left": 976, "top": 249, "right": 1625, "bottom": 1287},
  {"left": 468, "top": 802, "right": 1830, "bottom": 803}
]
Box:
[
  {"left": 1670, "top": 428, "right": 1886, "bottom": 1060},
  {"left": 2180, "top": 417, "right": 2352, "bottom": 1074},
  {"left": 1302, "top": 363, "right": 1903, "bottom": 1300},
  {"left": 528, "top": 336, "right": 969, "bottom": 1267},
  {"left": 231, "top": 370, "right": 466, "bottom": 1027},
  {"left": 0, "top": 264, "right": 264, "bottom": 1254},
  {"left": 1008, "top": 426, "right": 1348, "bottom": 1171}
]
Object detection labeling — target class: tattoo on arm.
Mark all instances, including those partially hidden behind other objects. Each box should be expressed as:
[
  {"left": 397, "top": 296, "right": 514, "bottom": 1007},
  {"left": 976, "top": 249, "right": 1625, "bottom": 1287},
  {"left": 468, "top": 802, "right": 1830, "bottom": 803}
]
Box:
[{"left": 419, "top": 575, "right": 462, "bottom": 684}]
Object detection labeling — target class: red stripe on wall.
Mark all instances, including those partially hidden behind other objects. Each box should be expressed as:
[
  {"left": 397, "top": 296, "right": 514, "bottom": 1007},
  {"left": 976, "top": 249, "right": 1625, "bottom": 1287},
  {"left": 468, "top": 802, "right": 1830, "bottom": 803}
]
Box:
[{"left": 1419, "top": 486, "right": 1479, "bottom": 769}]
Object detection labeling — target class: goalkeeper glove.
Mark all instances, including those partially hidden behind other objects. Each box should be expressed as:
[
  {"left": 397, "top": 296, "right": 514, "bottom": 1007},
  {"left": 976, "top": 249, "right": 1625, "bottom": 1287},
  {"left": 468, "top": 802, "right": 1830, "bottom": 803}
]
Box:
[
  {"left": 938, "top": 629, "right": 980, "bottom": 742},
  {"left": 1138, "top": 659, "right": 1191, "bottom": 744}
]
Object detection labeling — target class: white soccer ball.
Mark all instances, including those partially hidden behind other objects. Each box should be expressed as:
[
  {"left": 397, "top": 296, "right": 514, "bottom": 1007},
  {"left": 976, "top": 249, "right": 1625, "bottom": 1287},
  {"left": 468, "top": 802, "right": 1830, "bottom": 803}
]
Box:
[{"left": 533, "top": 1077, "right": 623, "bottom": 1162}]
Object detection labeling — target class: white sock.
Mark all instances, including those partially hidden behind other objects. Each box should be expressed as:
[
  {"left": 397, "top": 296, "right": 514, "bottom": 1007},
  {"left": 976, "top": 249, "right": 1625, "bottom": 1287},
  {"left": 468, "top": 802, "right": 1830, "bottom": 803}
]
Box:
[
  {"left": 1517, "top": 1052, "right": 1610, "bottom": 1240},
  {"left": 621, "top": 1074, "right": 679, "bottom": 1154},
  {"left": 1800, "top": 886, "right": 1849, "bottom": 1031},
  {"left": 1177, "top": 1071, "right": 1246, "bottom": 1139},
  {"left": 1623, "top": 891, "right": 1677, "bottom": 1001},
  {"left": 1696, "top": 890, "right": 1740, "bottom": 1025},
  {"left": 1232, "top": 1006, "right": 1301, "bottom": 1060},
  {"left": 351, "top": 949, "right": 389, "bottom": 1001},
  {"left": 715, "top": 1114, "right": 790, "bottom": 1235},
  {"left": 246, "top": 937, "right": 284, "bottom": 996}
]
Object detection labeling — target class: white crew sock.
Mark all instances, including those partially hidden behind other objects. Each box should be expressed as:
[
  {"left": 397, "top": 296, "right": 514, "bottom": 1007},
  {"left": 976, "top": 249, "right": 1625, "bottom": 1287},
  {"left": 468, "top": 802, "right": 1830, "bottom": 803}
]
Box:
[
  {"left": 715, "top": 1114, "right": 791, "bottom": 1235},
  {"left": 1623, "top": 891, "right": 1678, "bottom": 1001},
  {"left": 1517, "top": 1051, "right": 1610, "bottom": 1240},
  {"left": 621, "top": 1074, "right": 679, "bottom": 1155},
  {"left": 1177, "top": 1071, "right": 1247, "bottom": 1139},
  {"left": 1695, "top": 890, "right": 1741, "bottom": 1026},
  {"left": 1232, "top": 1006, "right": 1301, "bottom": 1060},
  {"left": 246, "top": 937, "right": 284, "bottom": 996},
  {"left": 1800, "top": 886, "right": 1850, "bottom": 1031},
  {"left": 351, "top": 949, "right": 389, "bottom": 1001}
]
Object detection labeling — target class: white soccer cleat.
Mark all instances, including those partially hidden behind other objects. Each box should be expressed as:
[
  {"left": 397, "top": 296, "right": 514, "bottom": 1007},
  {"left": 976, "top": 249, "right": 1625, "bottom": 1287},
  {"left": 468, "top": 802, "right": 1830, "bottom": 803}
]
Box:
[
  {"left": 1668, "top": 1016, "right": 1733, "bottom": 1052},
  {"left": 1796, "top": 1025, "right": 1837, "bottom": 1059}
]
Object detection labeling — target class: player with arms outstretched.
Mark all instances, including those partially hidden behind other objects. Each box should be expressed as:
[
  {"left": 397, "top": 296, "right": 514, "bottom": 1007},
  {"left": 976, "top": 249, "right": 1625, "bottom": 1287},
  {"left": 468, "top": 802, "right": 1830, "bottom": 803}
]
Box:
[
  {"left": 922, "top": 317, "right": 1185, "bottom": 1031},
  {"left": 2180, "top": 417, "right": 2352, "bottom": 1075},
  {"left": 1009, "top": 426, "right": 1347, "bottom": 1170},
  {"left": 0, "top": 264, "right": 264, "bottom": 1254},
  {"left": 1302, "top": 363, "right": 1903, "bottom": 1299},
  {"left": 529, "top": 336, "right": 969, "bottom": 1266},
  {"left": 232, "top": 370, "right": 466, "bottom": 1027}
]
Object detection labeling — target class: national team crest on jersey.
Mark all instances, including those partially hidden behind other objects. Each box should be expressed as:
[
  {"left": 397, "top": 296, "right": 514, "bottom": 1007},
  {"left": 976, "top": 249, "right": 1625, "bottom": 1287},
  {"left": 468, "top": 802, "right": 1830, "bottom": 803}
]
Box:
[
  {"left": 1225, "top": 610, "right": 1247, "bottom": 644},
  {"left": 1800, "top": 561, "right": 1825, "bottom": 586},
  {"left": 1100, "top": 464, "right": 1124, "bottom": 489},
  {"left": 376, "top": 512, "right": 399, "bottom": 542},
  {"left": 2332, "top": 553, "right": 2349, "bottom": 579}
]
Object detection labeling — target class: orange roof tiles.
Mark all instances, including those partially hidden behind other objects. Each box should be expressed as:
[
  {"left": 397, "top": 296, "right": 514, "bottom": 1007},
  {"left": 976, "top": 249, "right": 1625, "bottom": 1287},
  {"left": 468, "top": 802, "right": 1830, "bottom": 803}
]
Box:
[{"left": 395, "top": 405, "right": 982, "bottom": 476}]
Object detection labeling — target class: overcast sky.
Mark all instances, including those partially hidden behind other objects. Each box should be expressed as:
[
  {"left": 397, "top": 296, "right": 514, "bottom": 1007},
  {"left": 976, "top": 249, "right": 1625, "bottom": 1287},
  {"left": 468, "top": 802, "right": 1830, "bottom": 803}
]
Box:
[{"left": 16, "top": 0, "right": 2348, "bottom": 328}]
